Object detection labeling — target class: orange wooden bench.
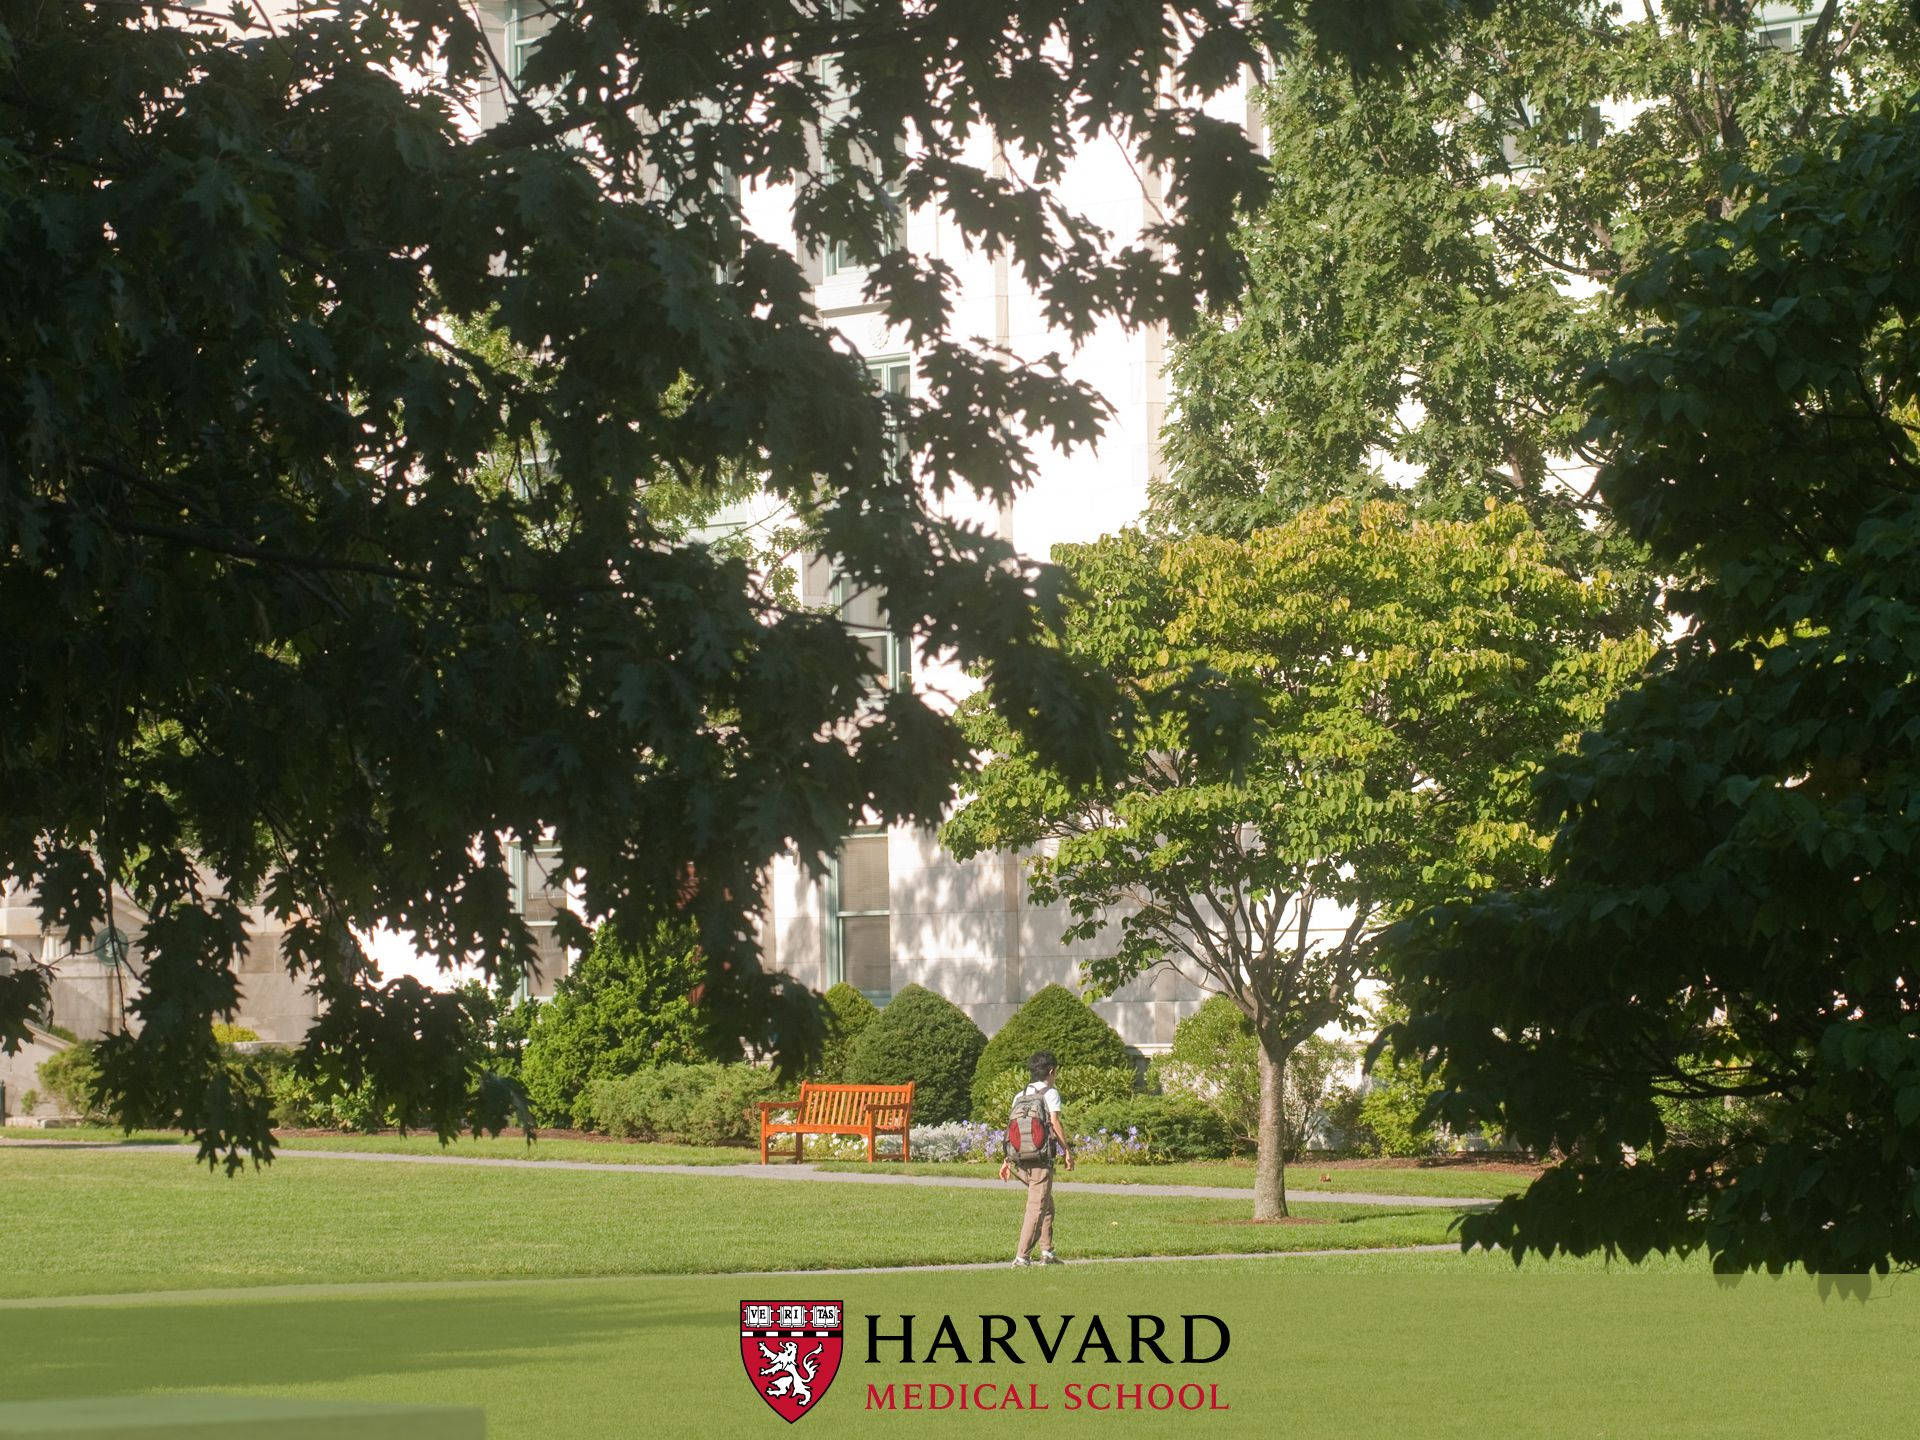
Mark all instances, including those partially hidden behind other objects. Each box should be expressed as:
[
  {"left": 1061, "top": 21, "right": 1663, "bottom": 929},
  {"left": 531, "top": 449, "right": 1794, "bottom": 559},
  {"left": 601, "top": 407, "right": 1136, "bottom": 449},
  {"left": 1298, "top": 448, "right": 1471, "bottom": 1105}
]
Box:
[{"left": 758, "top": 1081, "right": 915, "bottom": 1164}]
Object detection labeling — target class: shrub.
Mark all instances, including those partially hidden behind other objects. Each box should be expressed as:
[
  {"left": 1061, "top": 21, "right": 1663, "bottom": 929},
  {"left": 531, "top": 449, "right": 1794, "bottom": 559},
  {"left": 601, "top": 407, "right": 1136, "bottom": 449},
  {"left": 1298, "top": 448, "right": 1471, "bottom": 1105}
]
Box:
[
  {"left": 1160, "top": 995, "right": 1260, "bottom": 1142},
  {"left": 1072, "top": 1094, "right": 1232, "bottom": 1160},
  {"left": 1357, "top": 1044, "right": 1439, "bottom": 1158},
  {"left": 974, "top": 1062, "right": 1138, "bottom": 1128},
  {"left": 970, "top": 984, "right": 1131, "bottom": 1120},
  {"left": 580, "top": 1062, "right": 781, "bottom": 1146},
  {"left": 261, "top": 1059, "right": 393, "bottom": 1133},
  {"left": 815, "top": 983, "right": 879, "bottom": 1082},
  {"left": 843, "top": 984, "right": 985, "bottom": 1124},
  {"left": 520, "top": 918, "right": 737, "bottom": 1127},
  {"left": 1159, "top": 997, "right": 1357, "bottom": 1160},
  {"left": 36, "top": 1041, "right": 107, "bottom": 1122},
  {"left": 211, "top": 1023, "right": 261, "bottom": 1045}
]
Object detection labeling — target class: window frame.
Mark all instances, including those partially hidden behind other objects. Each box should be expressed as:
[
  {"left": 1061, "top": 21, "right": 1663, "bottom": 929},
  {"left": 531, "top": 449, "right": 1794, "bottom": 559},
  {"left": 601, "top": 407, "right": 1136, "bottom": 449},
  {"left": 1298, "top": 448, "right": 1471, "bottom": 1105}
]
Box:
[{"left": 824, "top": 827, "right": 891, "bottom": 1002}]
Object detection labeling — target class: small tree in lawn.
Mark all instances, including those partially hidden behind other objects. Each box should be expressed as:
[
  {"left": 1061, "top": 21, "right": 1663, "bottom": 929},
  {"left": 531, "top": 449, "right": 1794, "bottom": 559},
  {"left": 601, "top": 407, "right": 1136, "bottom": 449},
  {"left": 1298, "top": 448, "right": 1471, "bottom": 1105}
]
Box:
[{"left": 944, "top": 503, "right": 1647, "bottom": 1218}]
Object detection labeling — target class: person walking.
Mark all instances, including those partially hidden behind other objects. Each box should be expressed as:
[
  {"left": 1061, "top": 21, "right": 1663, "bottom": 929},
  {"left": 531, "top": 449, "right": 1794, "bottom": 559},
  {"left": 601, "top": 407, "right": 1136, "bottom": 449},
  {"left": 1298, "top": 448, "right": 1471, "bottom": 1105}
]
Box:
[{"left": 1000, "top": 1049, "right": 1073, "bottom": 1266}]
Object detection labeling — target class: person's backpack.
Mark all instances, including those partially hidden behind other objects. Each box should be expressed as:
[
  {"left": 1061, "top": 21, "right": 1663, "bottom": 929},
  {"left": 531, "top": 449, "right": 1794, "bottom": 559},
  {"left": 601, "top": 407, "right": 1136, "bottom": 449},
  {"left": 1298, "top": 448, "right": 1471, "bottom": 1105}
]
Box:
[{"left": 1006, "top": 1083, "right": 1052, "bottom": 1163}]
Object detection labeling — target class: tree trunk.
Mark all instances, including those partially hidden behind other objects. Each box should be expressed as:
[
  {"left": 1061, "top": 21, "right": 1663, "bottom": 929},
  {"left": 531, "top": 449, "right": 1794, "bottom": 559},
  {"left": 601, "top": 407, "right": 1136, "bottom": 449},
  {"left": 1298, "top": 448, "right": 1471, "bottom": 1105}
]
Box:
[{"left": 1253, "top": 1041, "right": 1289, "bottom": 1220}]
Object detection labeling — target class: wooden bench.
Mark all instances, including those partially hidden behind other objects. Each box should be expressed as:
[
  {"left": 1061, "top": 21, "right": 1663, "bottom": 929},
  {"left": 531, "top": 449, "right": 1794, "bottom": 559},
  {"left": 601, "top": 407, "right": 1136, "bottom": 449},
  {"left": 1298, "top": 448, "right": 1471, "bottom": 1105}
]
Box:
[{"left": 759, "top": 1081, "right": 915, "bottom": 1164}]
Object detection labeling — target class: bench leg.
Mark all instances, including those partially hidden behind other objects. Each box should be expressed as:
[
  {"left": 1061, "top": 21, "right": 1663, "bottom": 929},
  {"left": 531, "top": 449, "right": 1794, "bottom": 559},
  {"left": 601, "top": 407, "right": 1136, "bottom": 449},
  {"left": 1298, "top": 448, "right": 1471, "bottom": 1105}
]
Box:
[
  {"left": 901, "top": 1126, "right": 910, "bottom": 1165},
  {"left": 794, "top": 1133, "right": 804, "bottom": 1165},
  {"left": 866, "top": 1126, "right": 875, "bottom": 1164}
]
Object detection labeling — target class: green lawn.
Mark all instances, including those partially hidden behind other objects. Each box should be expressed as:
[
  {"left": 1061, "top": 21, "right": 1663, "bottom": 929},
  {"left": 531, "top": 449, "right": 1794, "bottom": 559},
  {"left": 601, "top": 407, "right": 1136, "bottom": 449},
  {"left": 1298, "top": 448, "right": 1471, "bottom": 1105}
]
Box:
[
  {"left": 813, "top": 1156, "right": 1528, "bottom": 1200},
  {"left": 2, "top": 1257, "right": 1913, "bottom": 1440},
  {"left": 0, "top": 1145, "right": 1462, "bottom": 1299},
  {"left": 2, "top": 1128, "right": 753, "bottom": 1167},
  {"left": 273, "top": 1132, "right": 756, "bottom": 1166},
  {"left": 5, "top": 1129, "right": 1529, "bottom": 1197}
]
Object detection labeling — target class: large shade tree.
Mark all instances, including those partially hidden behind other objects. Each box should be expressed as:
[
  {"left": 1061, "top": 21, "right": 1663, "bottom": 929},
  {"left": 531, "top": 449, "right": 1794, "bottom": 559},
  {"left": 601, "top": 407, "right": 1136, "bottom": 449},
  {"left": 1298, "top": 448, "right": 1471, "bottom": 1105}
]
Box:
[
  {"left": 1155, "top": 0, "right": 1920, "bottom": 579},
  {"left": 0, "top": 0, "right": 1464, "bottom": 1168},
  {"left": 944, "top": 502, "right": 1648, "bottom": 1218},
  {"left": 1385, "top": 97, "right": 1920, "bottom": 1274}
]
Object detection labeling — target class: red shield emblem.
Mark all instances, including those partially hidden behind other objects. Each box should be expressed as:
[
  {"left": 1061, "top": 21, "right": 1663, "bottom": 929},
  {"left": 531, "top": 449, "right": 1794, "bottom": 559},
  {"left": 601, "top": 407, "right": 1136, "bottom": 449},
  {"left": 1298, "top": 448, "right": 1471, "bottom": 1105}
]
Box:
[{"left": 740, "top": 1300, "right": 843, "bottom": 1423}]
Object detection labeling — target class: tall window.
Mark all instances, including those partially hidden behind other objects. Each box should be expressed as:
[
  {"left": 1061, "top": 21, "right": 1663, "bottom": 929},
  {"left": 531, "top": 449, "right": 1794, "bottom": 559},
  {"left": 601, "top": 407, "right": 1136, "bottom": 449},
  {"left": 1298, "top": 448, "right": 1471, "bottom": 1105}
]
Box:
[
  {"left": 812, "top": 41, "right": 905, "bottom": 284},
  {"left": 827, "top": 830, "right": 890, "bottom": 998},
  {"left": 504, "top": 0, "right": 540, "bottom": 88},
  {"left": 798, "top": 356, "right": 912, "bottom": 692},
  {"left": 507, "top": 836, "right": 570, "bottom": 996}
]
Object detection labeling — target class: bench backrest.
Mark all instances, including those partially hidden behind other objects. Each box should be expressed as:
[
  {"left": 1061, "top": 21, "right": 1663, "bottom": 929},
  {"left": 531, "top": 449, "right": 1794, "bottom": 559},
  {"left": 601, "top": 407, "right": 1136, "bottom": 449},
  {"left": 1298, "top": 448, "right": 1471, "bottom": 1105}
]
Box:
[{"left": 797, "top": 1082, "right": 914, "bottom": 1126}]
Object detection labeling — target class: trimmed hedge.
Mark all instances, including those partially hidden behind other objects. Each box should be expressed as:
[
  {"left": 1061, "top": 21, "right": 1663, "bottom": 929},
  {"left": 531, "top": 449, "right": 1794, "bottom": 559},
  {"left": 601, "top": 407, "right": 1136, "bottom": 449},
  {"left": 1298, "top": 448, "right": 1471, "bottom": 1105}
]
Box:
[
  {"left": 843, "top": 984, "right": 985, "bottom": 1124},
  {"left": 579, "top": 1062, "right": 782, "bottom": 1146},
  {"left": 815, "top": 983, "right": 879, "bottom": 1082},
  {"left": 970, "top": 984, "right": 1131, "bottom": 1120}
]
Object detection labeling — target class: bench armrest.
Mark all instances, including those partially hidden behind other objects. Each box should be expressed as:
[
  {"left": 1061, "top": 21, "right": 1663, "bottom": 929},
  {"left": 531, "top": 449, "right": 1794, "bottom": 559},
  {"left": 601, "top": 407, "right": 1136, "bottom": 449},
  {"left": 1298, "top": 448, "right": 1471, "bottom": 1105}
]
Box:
[
  {"left": 759, "top": 1100, "right": 802, "bottom": 1117},
  {"left": 865, "top": 1102, "right": 913, "bottom": 1122}
]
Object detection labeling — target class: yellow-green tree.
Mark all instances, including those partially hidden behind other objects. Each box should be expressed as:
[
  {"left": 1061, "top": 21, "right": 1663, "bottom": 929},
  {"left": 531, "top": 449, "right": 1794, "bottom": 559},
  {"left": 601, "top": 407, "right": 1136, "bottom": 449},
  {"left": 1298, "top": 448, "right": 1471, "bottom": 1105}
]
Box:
[{"left": 945, "top": 501, "right": 1650, "bottom": 1218}]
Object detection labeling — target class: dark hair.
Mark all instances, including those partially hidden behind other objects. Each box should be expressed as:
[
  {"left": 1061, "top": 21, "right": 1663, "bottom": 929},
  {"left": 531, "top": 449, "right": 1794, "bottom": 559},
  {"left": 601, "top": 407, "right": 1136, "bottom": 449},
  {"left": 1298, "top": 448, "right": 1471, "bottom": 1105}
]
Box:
[{"left": 1027, "top": 1050, "right": 1057, "bottom": 1080}]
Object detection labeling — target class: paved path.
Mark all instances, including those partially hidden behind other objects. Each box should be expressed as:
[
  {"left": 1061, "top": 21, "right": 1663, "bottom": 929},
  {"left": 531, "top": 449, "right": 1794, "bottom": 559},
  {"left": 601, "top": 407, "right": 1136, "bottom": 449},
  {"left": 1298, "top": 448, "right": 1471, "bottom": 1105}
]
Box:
[
  {"left": 0, "top": 1245, "right": 1466, "bottom": 1310},
  {"left": 1, "top": 1138, "right": 1486, "bottom": 1209}
]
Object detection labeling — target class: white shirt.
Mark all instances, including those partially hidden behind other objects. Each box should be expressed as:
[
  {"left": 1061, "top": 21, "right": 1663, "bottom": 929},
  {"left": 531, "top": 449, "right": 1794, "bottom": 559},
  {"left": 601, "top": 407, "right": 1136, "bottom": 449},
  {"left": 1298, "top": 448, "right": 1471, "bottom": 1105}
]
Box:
[{"left": 1023, "top": 1080, "right": 1062, "bottom": 1117}]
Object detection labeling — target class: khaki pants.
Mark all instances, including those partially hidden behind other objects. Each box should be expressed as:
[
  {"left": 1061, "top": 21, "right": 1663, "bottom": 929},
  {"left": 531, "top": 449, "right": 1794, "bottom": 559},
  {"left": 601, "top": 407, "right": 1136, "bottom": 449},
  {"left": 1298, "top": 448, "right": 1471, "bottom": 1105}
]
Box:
[{"left": 1014, "top": 1160, "right": 1055, "bottom": 1258}]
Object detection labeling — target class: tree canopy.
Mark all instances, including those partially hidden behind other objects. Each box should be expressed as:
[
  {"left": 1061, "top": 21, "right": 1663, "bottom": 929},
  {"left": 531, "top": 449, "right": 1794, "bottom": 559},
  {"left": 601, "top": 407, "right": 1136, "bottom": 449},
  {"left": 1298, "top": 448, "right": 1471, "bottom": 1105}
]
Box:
[
  {"left": 0, "top": 0, "right": 1461, "bottom": 1168},
  {"left": 1155, "top": 0, "right": 1920, "bottom": 581},
  {"left": 1385, "top": 96, "right": 1920, "bottom": 1274},
  {"left": 944, "top": 501, "right": 1649, "bottom": 1216}
]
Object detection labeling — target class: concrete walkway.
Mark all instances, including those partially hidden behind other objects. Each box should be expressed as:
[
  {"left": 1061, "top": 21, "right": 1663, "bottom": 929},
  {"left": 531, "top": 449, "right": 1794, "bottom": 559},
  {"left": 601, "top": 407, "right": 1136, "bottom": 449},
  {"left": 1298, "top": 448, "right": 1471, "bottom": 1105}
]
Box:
[{"left": 3, "top": 1137, "right": 1493, "bottom": 1209}]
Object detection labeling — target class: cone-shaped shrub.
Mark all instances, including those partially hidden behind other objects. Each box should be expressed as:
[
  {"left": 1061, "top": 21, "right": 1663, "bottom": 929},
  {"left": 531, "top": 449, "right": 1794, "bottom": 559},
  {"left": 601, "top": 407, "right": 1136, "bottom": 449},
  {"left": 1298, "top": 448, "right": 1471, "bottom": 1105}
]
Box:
[
  {"left": 970, "top": 983, "right": 1131, "bottom": 1120},
  {"left": 815, "top": 982, "right": 880, "bottom": 1081},
  {"left": 843, "top": 984, "right": 986, "bottom": 1124}
]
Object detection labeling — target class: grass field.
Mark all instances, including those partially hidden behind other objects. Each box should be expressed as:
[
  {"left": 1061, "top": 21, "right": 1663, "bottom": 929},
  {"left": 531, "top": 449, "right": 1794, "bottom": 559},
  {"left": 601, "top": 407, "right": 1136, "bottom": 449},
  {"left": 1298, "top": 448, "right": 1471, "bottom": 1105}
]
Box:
[
  {"left": 1, "top": 1129, "right": 1526, "bottom": 1198},
  {"left": 1, "top": 1145, "right": 1461, "bottom": 1299},
  {"left": 2, "top": 1256, "right": 1914, "bottom": 1439},
  {"left": 5, "top": 1142, "right": 1916, "bottom": 1439}
]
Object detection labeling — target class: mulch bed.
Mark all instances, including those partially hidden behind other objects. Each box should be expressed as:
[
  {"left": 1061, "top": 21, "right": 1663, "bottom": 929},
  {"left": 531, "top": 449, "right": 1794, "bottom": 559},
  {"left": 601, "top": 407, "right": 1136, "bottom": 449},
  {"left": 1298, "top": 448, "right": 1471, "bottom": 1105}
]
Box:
[{"left": 1301, "top": 1157, "right": 1544, "bottom": 1178}]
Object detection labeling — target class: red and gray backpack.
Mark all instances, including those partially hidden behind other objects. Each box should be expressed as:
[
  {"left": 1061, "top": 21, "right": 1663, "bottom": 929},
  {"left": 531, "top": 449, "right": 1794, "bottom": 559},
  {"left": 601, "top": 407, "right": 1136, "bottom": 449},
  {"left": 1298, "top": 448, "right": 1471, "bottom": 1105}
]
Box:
[{"left": 1006, "top": 1084, "right": 1051, "bottom": 1162}]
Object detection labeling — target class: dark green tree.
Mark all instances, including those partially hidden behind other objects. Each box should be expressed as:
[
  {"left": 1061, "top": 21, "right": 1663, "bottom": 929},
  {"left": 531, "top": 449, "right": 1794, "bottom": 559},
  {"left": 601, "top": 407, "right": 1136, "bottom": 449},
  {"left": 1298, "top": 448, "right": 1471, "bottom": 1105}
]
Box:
[
  {"left": 1386, "top": 97, "right": 1920, "bottom": 1273},
  {"left": 0, "top": 0, "right": 1453, "bottom": 1169},
  {"left": 1157, "top": 0, "right": 1920, "bottom": 588},
  {"left": 518, "top": 919, "right": 732, "bottom": 1127},
  {"left": 842, "top": 984, "right": 985, "bottom": 1124}
]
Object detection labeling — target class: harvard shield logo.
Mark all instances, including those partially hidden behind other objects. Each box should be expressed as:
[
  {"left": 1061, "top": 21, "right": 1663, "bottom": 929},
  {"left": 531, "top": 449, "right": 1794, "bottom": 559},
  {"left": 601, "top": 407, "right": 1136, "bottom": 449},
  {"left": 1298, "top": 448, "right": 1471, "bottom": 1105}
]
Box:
[{"left": 740, "top": 1300, "right": 843, "bottom": 1422}]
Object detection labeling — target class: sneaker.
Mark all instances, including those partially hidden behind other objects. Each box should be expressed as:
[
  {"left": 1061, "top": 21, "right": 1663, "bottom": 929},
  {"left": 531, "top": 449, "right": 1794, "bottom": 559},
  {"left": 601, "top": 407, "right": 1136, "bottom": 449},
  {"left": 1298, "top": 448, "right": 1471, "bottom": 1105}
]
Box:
[
  {"left": 1011, "top": 1257, "right": 1032, "bottom": 1268},
  {"left": 1040, "top": 1251, "right": 1063, "bottom": 1265}
]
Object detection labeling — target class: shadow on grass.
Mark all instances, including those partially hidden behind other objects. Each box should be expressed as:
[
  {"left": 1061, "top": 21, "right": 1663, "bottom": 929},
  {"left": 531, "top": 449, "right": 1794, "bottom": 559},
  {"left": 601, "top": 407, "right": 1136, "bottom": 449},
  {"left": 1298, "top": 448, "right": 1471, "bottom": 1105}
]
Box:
[{"left": 1, "top": 1289, "right": 701, "bottom": 1399}]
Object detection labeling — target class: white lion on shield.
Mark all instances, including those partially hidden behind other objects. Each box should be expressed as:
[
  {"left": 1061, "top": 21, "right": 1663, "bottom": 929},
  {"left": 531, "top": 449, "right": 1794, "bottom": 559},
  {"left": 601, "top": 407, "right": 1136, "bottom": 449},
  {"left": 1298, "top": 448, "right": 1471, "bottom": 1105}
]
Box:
[{"left": 756, "top": 1339, "right": 823, "bottom": 1408}]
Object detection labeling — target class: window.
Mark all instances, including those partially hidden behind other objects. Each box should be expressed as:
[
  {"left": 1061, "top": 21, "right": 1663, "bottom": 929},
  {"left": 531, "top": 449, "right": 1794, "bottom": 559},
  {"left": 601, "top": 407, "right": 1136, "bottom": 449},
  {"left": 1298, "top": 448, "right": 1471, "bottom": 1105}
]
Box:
[
  {"left": 800, "top": 551, "right": 910, "bottom": 694},
  {"left": 507, "top": 836, "right": 571, "bottom": 995},
  {"left": 797, "top": 356, "right": 912, "bottom": 692},
  {"left": 827, "top": 830, "right": 890, "bottom": 998},
  {"left": 811, "top": 39, "right": 906, "bottom": 284},
  {"left": 504, "top": 0, "right": 539, "bottom": 87},
  {"left": 1754, "top": 2, "right": 1818, "bottom": 50}
]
